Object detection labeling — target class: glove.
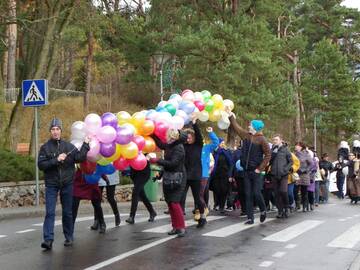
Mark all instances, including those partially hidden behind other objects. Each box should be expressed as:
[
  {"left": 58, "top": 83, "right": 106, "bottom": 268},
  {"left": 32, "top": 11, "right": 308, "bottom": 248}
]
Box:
[{"left": 149, "top": 158, "right": 159, "bottom": 164}]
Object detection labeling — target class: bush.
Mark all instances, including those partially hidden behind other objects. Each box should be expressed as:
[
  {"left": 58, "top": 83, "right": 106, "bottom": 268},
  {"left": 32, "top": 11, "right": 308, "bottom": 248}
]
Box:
[{"left": 0, "top": 149, "right": 41, "bottom": 182}]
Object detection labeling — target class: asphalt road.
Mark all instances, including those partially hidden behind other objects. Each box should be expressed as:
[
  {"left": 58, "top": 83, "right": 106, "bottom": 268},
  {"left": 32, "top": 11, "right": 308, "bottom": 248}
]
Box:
[{"left": 0, "top": 197, "right": 360, "bottom": 270}]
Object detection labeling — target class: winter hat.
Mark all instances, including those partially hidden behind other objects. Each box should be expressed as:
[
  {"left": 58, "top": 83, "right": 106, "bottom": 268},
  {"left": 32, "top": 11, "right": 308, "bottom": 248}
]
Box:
[
  {"left": 353, "top": 140, "right": 360, "bottom": 148},
  {"left": 250, "top": 120, "right": 264, "bottom": 132},
  {"left": 339, "top": 141, "right": 350, "bottom": 150},
  {"left": 49, "top": 118, "right": 62, "bottom": 131}
]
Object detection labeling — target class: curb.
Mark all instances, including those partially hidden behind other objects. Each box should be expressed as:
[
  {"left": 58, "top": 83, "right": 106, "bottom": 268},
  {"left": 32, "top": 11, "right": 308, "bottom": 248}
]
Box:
[{"left": 349, "top": 252, "right": 360, "bottom": 270}]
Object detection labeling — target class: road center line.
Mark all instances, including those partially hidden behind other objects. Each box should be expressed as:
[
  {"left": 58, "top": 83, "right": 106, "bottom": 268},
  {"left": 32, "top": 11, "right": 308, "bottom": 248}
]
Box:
[
  {"left": 15, "top": 229, "right": 36, "bottom": 234},
  {"left": 263, "top": 220, "right": 324, "bottom": 242},
  {"left": 0, "top": 235, "right": 7, "bottom": 238},
  {"left": 84, "top": 236, "right": 176, "bottom": 270}
]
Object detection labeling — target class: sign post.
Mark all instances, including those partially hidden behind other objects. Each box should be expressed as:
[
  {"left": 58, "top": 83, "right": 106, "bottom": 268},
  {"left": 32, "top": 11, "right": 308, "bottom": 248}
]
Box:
[{"left": 22, "top": 79, "right": 48, "bottom": 206}]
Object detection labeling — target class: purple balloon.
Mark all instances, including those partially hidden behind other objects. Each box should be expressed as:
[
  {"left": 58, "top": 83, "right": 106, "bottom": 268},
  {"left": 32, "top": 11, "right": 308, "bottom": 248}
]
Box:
[
  {"left": 100, "top": 142, "right": 116, "bottom": 157},
  {"left": 101, "top": 112, "right": 118, "bottom": 128},
  {"left": 115, "top": 126, "right": 134, "bottom": 145}
]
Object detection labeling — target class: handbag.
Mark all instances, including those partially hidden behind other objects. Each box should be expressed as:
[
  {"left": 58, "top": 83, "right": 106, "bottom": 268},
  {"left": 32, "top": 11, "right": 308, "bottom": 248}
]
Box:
[
  {"left": 291, "top": 172, "right": 300, "bottom": 182},
  {"left": 162, "top": 171, "right": 183, "bottom": 191}
]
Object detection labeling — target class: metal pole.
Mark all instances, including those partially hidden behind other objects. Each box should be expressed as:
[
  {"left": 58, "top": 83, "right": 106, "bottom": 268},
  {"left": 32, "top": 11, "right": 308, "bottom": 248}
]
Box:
[
  {"left": 34, "top": 107, "right": 40, "bottom": 206},
  {"left": 160, "top": 69, "right": 163, "bottom": 101},
  {"left": 314, "top": 114, "right": 317, "bottom": 152}
]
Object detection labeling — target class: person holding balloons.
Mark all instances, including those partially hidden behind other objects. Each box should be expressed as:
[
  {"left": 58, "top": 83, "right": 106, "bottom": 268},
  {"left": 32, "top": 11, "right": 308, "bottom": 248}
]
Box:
[
  {"left": 150, "top": 129, "right": 188, "bottom": 237},
  {"left": 226, "top": 110, "right": 271, "bottom": 225},
  {"left": 125, "top": 157, "right": 157, "bottom": 224},
  {"left": 38, "top": 118, "right": 90, "bottom": 250}
]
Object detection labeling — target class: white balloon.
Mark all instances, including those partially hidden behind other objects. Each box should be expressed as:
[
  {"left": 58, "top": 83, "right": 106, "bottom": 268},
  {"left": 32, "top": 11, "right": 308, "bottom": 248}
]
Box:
[
  {"left": 194, "top": 92, "right": 204, "bottom": 102},
  {"left": 156, "top": 112, "right": 172, "bottom": 124},
  {"left": 167, "top": 99, "right": 179, "bottom": 109},
  {"left": 217, "top": 119, "right": 230, "bottom": 130},
  {"left": 71, "top": 139, "right": 83, "bottom": 150},
  {"left": 158, "top": 101, "right": 168, "bottom": 108},
  {"left": 172, "top": 116, "right": 185, "bottom": 130},
  {"left": 198, "top": 111, "right": 209, "bottom": 122}
]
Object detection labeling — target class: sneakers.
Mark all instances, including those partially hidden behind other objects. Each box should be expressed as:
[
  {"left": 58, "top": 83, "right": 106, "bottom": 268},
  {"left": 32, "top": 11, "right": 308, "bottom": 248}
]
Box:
[
  {"left": 197, "top": 218, "right": 207, "bottom": 228},
  {"left": 125, "top": 216, "right": 135, "bottom": 224},
  {"left": 99, "top": 222, "right": 106, "bottom": 234},
  {"left": 260, "top": 211, "right": 266, "bottom": 223},
  {"left": 244, "top": 219, "right": 254, "bottom": 225},
  {"left": 167, "top": 228, "right": 186, "bottom": 237},
  {"left": 148, "top": 212, "right": 157, "bottom": 222},
  {"left": 64, "top": 239, "right": 73, "bottom": 247},
  {"left": 167, "top": 229, "right": 177, "bottom": 235},
  {"left": 193, "top": 210, "right": 200, "bottom": 221},
  {"left": 41, "top": 240, "right": 53, "bottom": 250}
]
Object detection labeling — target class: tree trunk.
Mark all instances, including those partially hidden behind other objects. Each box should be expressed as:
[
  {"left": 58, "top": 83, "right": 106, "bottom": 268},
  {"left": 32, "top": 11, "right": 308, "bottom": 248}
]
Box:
[
  {"left": 232, "top": 0, "right": 239, "bottom": 15},
  {"left": 84, "top": 31, "right": 94, "bottom": 113},
  {"left": 292, "top": 50, "right": 302, "bottom": 141},
  {"left": 6, "top": 0, "right": 17, "bottom": 90}
]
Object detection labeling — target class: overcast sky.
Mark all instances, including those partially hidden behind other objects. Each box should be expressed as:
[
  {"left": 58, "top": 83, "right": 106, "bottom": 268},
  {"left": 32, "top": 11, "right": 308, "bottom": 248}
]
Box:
[{"left": 342, "top": 0, "right": 360, "bottom": 10}]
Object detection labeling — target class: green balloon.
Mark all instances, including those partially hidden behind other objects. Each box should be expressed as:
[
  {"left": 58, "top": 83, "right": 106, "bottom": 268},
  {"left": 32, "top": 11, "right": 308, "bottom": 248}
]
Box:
[
  {"left": 201, "top": 90, "right": 212, "bottom": 102},
  {"left": 165, "top": 104, "right": 176, "bottom": 116},
  {"left": 205, "top": 100, "right": 215, "bottom": 112}
]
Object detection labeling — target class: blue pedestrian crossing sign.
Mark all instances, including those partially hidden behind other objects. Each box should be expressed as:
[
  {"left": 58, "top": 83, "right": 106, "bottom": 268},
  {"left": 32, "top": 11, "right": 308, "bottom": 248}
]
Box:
[{"left": 22, "top": 79, "right": 48, "bottom": 107}]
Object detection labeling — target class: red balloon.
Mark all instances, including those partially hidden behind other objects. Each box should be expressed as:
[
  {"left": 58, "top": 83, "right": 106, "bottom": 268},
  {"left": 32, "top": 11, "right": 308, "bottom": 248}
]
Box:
[
  {"left": 80, "top": 160, "right": 97, "bottom": 174},
  {"left": 129, "top": 153, "right": 148, "bottom": 171},
  {"left": 113, "top": 156, "right": 130, "bottom": 171},
  {"left": 194, "top": 100, "right": 205, "bottom": 111},
  {"left": 154, "top": 121, "right": 169, "bottom": 138},
  {"left": 132, "top": 135, "right": 146, "bottom": 151}
]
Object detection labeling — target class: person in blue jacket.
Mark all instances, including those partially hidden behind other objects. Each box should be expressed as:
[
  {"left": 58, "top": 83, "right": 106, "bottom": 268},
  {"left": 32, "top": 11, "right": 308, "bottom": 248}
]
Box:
[
  {"left": 209, "top": 139, "right": 234, "bottom": 214},
  {"left": 200, "top": 127, "right": 219, "bottom": 215}
]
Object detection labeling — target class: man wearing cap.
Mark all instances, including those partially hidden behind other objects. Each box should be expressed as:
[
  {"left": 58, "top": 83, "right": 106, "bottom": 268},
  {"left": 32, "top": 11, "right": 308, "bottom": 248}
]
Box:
[
  {"left": 38, "top": 118, "right": 90, "bottom": 250},
  {"left": 227, "top": 113, "right": 271, "bottom": 224}
]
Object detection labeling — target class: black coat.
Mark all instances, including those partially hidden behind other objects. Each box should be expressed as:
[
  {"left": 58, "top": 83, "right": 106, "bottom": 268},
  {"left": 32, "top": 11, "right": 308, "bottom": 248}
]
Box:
[
  {"left": 152, "top": 133, "right": 187, "bottom": 203},
  {"left": 184, "top": 123, "right": 203, "bottom": 180},
  {"left": 269, "top": 145, "right": 293, "bottom": 179},
  {"left": 319, "top": 160, "right": 334, "bottom": 179},
  {"left": 38, "top": 139, "right": 90, "bottom": 187},
  {"left": 130, "top": 161, "right": 151, "bottom": 186}
]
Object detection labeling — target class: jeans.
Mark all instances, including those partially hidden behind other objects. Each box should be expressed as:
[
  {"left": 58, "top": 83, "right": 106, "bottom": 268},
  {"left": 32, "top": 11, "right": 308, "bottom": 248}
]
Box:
[
  {"left": 315, "top": 181, "right": 321, "bottom": 204},
  {"left": 43, "top": 182, "right": 73, "bottom": 242},
  {"left": 244, "top": 171, "right": 266, "bottom": 221},
  {"left": 288, "top": 183, "right": 295, "bottom": 206},
  {"left": 336, "top": 177, "right": 345, "bottom": 199}
]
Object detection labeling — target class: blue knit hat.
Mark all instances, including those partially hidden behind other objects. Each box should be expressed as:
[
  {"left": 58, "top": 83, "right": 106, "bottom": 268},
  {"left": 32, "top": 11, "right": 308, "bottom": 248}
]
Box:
[{"left": 250, "top": 120, "right": 264, "bottom": 132}]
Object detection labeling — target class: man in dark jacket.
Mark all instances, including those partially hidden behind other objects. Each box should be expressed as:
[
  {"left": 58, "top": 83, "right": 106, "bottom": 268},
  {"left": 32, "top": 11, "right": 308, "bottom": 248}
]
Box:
[
  {"left": 180, "top": 121, "right": 207, "bottom": 227},
  {"left": 232, "top": 140, "right": 246, "bottom": 216},
  {"left": 228, "top": 114, "right": 271, "bottom": 225},
  {"left": 38, "top": 118, "right": 89, "bottom": 250},
  {"left": 319, "top": 153, "right": 334, "bottom": 203},
  {"left": 269, "top": 134, "right": 293, "bottom": 218}
]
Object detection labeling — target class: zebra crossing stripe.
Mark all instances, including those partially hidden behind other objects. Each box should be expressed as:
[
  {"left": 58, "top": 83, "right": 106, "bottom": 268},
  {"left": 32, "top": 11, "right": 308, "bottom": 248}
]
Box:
[
  {"left": 142, "top": 216, "right": 226, "bottom": 233},
  {"left": 263, "top": 220, "right": 324, "bottom": 242},
  {"left": 202, "top": 218, "right": 274, "bottom": 238},
  {"left": 327, "top": 223, "right": 360, "bottom": 249}
]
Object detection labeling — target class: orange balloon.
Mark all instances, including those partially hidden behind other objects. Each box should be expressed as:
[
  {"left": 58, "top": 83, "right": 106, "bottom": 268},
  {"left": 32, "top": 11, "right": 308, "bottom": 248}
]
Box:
[
  {"left": 140, "top": 120, "right": 155, "bottom": 136},
  {"left": 143, "top": 136, "right": 156, "bottom": 153}
]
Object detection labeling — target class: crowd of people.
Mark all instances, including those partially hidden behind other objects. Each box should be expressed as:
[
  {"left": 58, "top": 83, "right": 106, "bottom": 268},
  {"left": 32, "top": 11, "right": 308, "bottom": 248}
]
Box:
[{"left": 38, "top": 113, "right": 360, "bottom": 250}]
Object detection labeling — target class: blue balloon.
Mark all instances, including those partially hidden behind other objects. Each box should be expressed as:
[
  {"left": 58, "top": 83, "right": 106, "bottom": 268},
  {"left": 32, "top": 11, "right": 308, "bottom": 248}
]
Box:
[
  {"left": 179, "top": 101, "right": 195, "bottom": 115},
  {"left": 156, "top": 107, "right": 167, "bottom": 113},
  {"left": 96, "top": 164, "right": 116, "bottom": 175},
  {"left": 236, "top": 160, "right": 244, "bottom": 171},
  {"left": 85, "top": 173, "right": 101, "bottom": 184}
]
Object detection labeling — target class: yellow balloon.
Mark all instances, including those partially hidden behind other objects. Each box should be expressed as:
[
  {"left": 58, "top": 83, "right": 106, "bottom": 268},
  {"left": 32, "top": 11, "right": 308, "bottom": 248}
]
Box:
[
  {"left": 119, "top": 142, "right": 139, "bottom": 159},
  {"left": 117, "top": 111, "right": 132, "bottom": 125},
  {"left": 131, "top": 112, "right": 146, "bottom": 129},
  {"left": 106, "top": 144, "right": 122, "bottom": 162},
  {"left": 97, "top": 156, "right": 112, "bottom": 166},
  {"left": 209, "top": 109, "right": 222, "bottom": 122},
  {"left": 212, "top": 94, "right": 224, "bottom": 110}
]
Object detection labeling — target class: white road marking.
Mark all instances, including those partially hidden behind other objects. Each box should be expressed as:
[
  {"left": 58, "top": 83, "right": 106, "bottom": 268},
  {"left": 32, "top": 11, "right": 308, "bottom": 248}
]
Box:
[
  {"left": 327, "top": 223, "right": 360, "bottom": 249},
  {"left": 263, "top": 220, "right": 324, "bottom": 242},
  {"left": 354, "top": 214, "right": 360, "bottom": 217},
  {"left": 285, "top": 244, "right": 297, "bottom": 249},
  {"left": 202, "top": 218, "right": 274, "bottom": 238},
  {"left": 15, "top": 229, "right": 36, "bottom": 234},
  {"left": 259, "top": 261, "right": 274, "bottom": 267},
  {"left": 84, "top": 236, "right": 177, "bottom": 270},
  {"left": 272, "top": 251, "right": 286, "bottom": 258},
  {"left": 33, "top": 214, "right": 129, "bottom": 226},
  {"left": 338, "top": 219, "right": 347, "bottom": 222},
  {"left": 104, "top": 215, "right": 169, "bottom": 230},
  {"left": 0, "top": 235, "right": 7, "bottom": 238},
  {"left": 143, "top": 216, "right": 225, "bottom": 233}
]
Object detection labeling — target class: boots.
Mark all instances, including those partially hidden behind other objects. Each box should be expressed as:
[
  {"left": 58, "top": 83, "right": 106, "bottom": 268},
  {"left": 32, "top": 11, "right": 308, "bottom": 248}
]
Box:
[
  {"left": 197, "top": 218, "right": 207, "bottom": 228},
  {"left": 282, "top": 208, "right": 288, "bottom": 218},
  {"left": 310, "top": 204, "right": 314, "bottom": 211},
  {"left": 115, "top": 213, "right": 121, "bottom": 226},
  {"left": 148, "top": 211, "right": 157, "bottom": 222},
  {"left": 125, "top": 216, "right": 135, "bottom": 224},
  {"left": 194, "top": 210, "right": 200, "bottom": 221},
  {"left": 41, "top": 240, "right": 53, "bottom": 250},
  {"left": 90, "top": 219, "right": 99, "bottom": 230},
  {"left": 99, "top": 221, "right": 106, "bottom": 234}
]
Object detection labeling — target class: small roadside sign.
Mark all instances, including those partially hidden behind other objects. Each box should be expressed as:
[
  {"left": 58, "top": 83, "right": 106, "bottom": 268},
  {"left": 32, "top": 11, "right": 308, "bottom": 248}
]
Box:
[{"left": 22, "top": 79, "right": 48, "bottom": 107}]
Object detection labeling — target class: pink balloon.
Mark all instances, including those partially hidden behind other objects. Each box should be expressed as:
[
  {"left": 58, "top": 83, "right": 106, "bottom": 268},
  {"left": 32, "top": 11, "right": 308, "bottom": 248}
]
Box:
[
  {"left": 129, "top": 153, "right": 148, "bottom": 171},
  {"left": 154, "top": 121, "right": 169, "bottom": 138},
  {"left": 181, "top": 89, "right": 193, "bottom": 96},
  {"left": 132, "top": 135, "right": 146, "bottom": 151},
  {"left": 87, "top": 139, "right": 101, "bottom": 159},
  {"left": 194, "top": 100, "right": 205, "bottom": 111},
  {"left": 114, "top": 156, "right": 130, "bottom": 171},
  {"left": 85, "top": 113, "right": 102, "bottom": 135},
  {"left": 97, "top": 126, "right": 116, "bottom": 143}
]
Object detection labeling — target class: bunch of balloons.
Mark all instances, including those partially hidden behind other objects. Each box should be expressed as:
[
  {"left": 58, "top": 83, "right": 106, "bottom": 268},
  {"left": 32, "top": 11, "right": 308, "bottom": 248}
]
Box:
[{"left": 70, "top": 89, "right": 234, "bottom": 184}]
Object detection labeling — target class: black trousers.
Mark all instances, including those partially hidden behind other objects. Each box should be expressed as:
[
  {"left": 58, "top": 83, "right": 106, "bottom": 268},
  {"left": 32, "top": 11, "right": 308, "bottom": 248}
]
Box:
[
  {"left": 244, "top": 171, "right": 266, "bottom": 220},
  {"left": 181, "top": 179, "right": 205, "bottom": 214},
  {"left": 72, "top": 197, "right": 104, "bottom": 224},
  {"left": 272, "top": 176, "right": 289, "bottom": 213},
  {"left": 235, "top": 176, "right": 246, "bottom": 213},
  {"left": 100, "top": 185, "right": 119, "bottom": 216},
  {"left": 130, "top": 178, "right": 155, "bottom": 217}
]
